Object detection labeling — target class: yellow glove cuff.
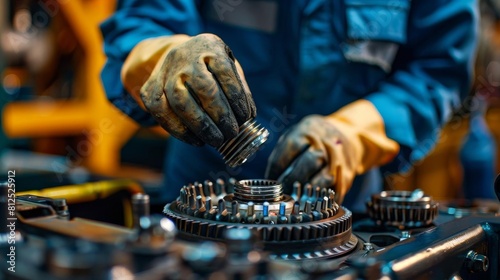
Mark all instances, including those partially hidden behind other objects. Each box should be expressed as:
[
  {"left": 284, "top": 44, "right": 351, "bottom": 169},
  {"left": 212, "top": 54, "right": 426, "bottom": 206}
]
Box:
[
  {"left": 326, "top": 99, "right": 400, "bottom": 174},
  {"left": 120, "top": 34, "right": 191, "bottom": 106}
]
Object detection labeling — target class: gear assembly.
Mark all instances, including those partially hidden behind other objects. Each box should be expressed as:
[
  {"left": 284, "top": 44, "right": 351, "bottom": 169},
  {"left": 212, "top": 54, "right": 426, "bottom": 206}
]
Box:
[{"left": 2, "top": 175, "right": 500, "bottom": 279}]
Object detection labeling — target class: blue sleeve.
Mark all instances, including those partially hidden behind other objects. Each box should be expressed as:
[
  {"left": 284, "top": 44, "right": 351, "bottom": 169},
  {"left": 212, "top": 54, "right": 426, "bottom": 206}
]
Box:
[
  {"left": 100, "top": 0, "right": 203, "bottom": 125},
  {"left": 366, "top": 0, "right": 479, "bottom": 173}
]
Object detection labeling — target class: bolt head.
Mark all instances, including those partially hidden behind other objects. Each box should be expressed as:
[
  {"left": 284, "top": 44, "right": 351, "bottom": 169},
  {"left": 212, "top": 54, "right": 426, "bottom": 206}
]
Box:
[{"left": 363, "top": 243, "right": 375, "bottom": 251}]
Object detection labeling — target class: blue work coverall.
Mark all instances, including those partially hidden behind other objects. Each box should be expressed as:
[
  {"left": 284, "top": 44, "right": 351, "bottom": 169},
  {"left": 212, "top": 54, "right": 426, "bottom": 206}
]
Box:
[{"left": 100, "top": 0, "right": 478, "bottom": 209}]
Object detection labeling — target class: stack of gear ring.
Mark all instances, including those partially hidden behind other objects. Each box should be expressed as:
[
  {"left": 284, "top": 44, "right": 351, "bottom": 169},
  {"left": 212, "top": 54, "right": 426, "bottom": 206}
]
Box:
[
  {"left": 163, "top": 179, "right": 358, "bottom": 260},
  {"left": 217, "top": 119, "right": 269, "bottom": 167}
]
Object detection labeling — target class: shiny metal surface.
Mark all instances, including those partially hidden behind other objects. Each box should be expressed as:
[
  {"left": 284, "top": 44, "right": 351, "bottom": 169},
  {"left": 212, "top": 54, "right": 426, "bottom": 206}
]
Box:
[
  {"left": 164, "top": 178, "right": 357, "bottom": 260},
  {"left": 233, "top": 179, "right": 283, "bottom": 201},
  {"left": 366, "top": 189, "right": 438, "bottom": 228},
  {"left": 218, "top": 119, "right": 269, "bottom": 167},
  {"left": 5, "top": 177, "right": 500, "bottom": 279}
]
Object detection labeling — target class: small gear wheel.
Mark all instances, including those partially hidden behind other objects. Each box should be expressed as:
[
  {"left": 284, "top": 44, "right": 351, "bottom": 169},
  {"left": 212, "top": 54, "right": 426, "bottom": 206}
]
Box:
[{"left": 366, "top": 189, "right": 438, "bottom": 228}]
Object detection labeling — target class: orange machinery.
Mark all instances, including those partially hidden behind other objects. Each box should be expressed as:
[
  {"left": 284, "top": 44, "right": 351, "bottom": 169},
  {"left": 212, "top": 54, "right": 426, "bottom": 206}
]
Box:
[{"left": 1, "top": 0, "right": 140, "bottom": 175}]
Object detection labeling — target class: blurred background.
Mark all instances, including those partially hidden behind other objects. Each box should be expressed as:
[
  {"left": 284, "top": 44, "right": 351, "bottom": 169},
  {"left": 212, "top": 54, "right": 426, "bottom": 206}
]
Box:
[
  {"left": 0, "top": 0, "right": 499, "bottom": 225},
  {"left": 0, "top": 0, "right": 169, "bottom": 224}
]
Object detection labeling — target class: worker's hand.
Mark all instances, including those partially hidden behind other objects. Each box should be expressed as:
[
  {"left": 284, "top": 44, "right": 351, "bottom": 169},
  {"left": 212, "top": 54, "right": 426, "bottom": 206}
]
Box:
[
  {"left": 265, "top": 100, "right": 400, "bottom": 203},
  {"left": 265, "top": 115, "right": 357, "bottom": 202},
  {"left": 124, "top": 33, "right": 256, "bottom": 147}
]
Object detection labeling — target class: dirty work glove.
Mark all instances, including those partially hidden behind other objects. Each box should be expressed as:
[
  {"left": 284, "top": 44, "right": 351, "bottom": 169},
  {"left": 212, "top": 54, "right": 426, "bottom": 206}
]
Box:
[
  {"left": 265, "top": 100, "right": 399, "bottom": 203},
  {"left": 121, "top": 33, "right": 256, "bottom": 147}
]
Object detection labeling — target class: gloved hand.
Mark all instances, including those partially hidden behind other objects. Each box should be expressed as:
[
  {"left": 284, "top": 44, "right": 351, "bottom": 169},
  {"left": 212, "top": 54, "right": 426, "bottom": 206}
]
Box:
[
  {"left": 121, "top": 33, "right": 256, "bottom": 147},
  {"left": 265, "top": 100, "right": 399, "bottom": 203}
]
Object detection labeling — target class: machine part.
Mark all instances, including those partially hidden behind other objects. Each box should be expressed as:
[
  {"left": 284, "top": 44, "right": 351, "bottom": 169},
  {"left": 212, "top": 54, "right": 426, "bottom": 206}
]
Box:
[
  {"left": 17, "top": 180, "right": 144, "bottom": 227},
  {"left": 44, "top": 237, "right": 114, "bottom": 279},
  {"left": 15, "top": 196, "right": 132, "bottom": 244},
  {"left": 181, "top": 241, "right": 227, "bottom": 276},
  {"left": 233, "top": 179, "right": 283, "bottom": 201},
  {"left": 164, "top": 178, "right": 358, "bottom": 260},
  {"left": 399, "top": 231, "right": 411, "bottom": 240},
  {"left": 16, "top": 195, "right": 70, "bottom": 220},
  {"left": 224, "top": 228, "right": 255, "bottom": 256},
  {"left": 17, "top": 179, "right": 144, "bottom": 204},
  {"left": 366, "top": 189, "right": 438, "bottom": 228},
  {"left": 217, "top": 119, "right": 269, "bottom": 167},
  {"left": 3, "top": 184, "right": 500, "bottom": 279},
  {"left": 369, "top": 216, "right": 499, "bottom": 280},
  {"left": 132, "top": 193, "right": 150, "bottom": 228},
  {"left": 439, "top": 199, "right": 500, "bottom": 218},
  {"left": 6, "top": 234, "right": 113, "bottom": 279},
  {"left": 5, "top": 194, "right": 185, "bottom": 280},
  {"left": 51, "top": 199, "right": 70, "bottom": 220},
  {"left": 464, "top": 250, "right": 489, "bottom": 273},
  {"left": 126, "top": 215, "right": 176, "bottom": 255},
  {"left": 362, "top": 243, "right": 375, "bottom": 252}
]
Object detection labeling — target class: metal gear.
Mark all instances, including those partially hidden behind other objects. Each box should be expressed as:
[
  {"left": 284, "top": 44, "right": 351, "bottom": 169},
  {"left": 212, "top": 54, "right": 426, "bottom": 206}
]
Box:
[
  {"left": 164, "top": 179, "right": 358, "bottom": 260},
  {"left": 366, "top": 189, "right": 438, "bottom": 228}
]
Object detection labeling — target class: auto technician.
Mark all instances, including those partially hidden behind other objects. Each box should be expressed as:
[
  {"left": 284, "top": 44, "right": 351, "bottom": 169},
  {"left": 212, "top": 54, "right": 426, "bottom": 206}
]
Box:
[{"left": 100, "top": 0, "right": 478, "bottom": 210}]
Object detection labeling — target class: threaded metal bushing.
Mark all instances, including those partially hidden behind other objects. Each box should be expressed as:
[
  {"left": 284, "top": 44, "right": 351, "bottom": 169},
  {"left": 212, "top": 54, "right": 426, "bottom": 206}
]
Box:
[
  {"left": 218, "top": 119, "right": 269, "bottom": 167},
  {"left": 233, "top": 179, "right": 283, "bottom": 202}
]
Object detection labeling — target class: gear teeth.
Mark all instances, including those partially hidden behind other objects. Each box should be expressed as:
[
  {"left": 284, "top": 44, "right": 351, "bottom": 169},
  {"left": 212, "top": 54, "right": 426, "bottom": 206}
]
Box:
[
  {"left": 301, "top": 225, "right": 310, "bottom": 240},
  {"left": 367, "top": 190, "right": 438, "bottom": 228},
  {"left": 164, "top": 179, "right": 358, "bottom": 260},
  {"left": 282, "top": 227, "right": 292, "bottom": 241},
  {"left": 291, "top": 226, "right": 301, "bottom": 241}
]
